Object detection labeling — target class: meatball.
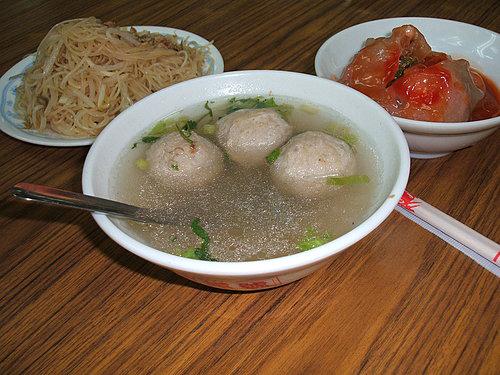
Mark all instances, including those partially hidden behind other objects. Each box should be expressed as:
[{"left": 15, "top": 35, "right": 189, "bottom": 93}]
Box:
[
  {"left": 145, "top": 132, "right": 224, "bottom": 189},
  {"left": 270, "top": 131, "right": 356, "bottom": 198},
  {"left": 216, "top": 108, "right": 292, "bottom": 167}
]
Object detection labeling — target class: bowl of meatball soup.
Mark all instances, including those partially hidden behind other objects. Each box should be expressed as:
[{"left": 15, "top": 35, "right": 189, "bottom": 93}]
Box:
[{"left": 83, "top": 70, "right": 410, "bottom": 290}]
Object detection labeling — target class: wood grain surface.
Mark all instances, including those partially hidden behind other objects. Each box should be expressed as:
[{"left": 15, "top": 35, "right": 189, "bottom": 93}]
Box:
[{"left": 1, "top": 0, "right": 499, "bottom": 373}]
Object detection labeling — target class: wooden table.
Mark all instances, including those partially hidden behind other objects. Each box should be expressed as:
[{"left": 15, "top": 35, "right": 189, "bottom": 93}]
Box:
[{"left": 1, "top": 1, "right": 498, "bottom": 373}]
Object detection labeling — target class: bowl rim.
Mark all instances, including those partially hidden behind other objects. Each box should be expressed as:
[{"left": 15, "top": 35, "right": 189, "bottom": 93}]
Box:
[
  {"left": 393, "top": 114, "right": 499, "bottom": 134},
  {"left": 314, "top": 16, "right": 500, "bottom": 133},
  {"left": 82, "top": 70, "right": 410, "bottom": 277}
]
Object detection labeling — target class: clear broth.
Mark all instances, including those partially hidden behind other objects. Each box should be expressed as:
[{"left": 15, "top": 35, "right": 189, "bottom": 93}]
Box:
[{"left": 111, "top": 96, "right": 381, "bottom": 261}]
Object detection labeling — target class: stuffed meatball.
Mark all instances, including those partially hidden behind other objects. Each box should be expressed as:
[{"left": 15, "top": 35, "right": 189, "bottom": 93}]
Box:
[
  {"left": 216, "top": 108, "right": 292, "bottom": 167},
  {"left": 145, "top": 132, "right": 224, "bottom": 189},
  {"left": 270, "top": 131, "right": 356, "bottom": 198}
]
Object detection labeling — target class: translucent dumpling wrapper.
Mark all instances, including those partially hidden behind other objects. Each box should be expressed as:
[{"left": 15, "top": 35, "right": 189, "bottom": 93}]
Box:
[{"left": 340, "top": 24, "right": 487, "bottom": 122}]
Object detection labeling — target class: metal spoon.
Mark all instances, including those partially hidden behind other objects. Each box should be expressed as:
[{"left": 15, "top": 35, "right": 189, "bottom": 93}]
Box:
[{"left": 11, "top": 182, "right": 174, "bottom": 225}]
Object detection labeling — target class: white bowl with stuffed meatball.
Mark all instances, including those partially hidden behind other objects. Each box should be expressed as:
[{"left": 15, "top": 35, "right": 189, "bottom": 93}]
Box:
[
  {"left": 83, "top": 70, "right": 410, "bottom": 291},
  {"left": 315, "top": 18, "right": 500, "bottom": 158}
]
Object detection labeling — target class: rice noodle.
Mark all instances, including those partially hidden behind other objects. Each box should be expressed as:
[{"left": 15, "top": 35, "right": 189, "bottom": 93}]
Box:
[{"left": 15, "top": 17, "right": 207, "bottom": 137}]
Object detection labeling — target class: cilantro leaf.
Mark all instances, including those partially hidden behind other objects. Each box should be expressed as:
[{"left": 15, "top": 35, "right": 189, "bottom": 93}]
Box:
[
  {"left": 184, "top": 120, "right": 197, "bottom": 131},
  {"left": 226, "top": 96, "right": 291, "bottom": 118},
  {"left": 386, "top": 56, "right": 417, "bottom": 87},
  {"left": 190, "top": 218, "right": 215, "bottom": 261},
  {"left": 141, "top": 136, "right": 160, "bottom": 143},
  {"left": 395, "top": 56, "right": 418, "bottom": 80},
  {"left": 178, "top": 219, "right": 216, "bottom": 260},
  {"left": 326, "top": 175, "right": 370, "bottom": 186},
  {"left": 178, "top": 120, "right": 197, "bottom": 145},
  {"left": 204, "top": 101, "right": 214, "bottom": 118}
]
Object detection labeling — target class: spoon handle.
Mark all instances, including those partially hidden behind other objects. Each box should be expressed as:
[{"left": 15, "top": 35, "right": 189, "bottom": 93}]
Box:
[{"left": 11, "top": 182, "right": 145, "bottom": 222}]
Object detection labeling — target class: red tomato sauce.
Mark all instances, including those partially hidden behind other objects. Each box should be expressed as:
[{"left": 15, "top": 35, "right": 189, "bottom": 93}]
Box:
[
  {"left": 470, "top": 71, "right": 500, "bottom": 121},
  {"left": 391, "top": 64, "right": 451, "bottom": 106}
]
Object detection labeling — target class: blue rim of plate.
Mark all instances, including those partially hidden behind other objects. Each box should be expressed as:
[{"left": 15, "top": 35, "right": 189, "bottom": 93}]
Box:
[{"left": 0, "top": 26, "right": 224, "bottom": 147}]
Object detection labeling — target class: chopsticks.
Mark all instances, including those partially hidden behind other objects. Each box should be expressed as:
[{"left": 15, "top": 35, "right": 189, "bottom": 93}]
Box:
[{"left": 396, "top": 191, "right": 500, "bottom": 277}]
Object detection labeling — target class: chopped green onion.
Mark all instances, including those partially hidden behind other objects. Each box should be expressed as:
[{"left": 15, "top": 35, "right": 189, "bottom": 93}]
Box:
[
  {"left": 325, "top": 125, "right": 358, "bottom": 148},
  {"left": 266, "top": 147, "right": 281, "bottom": 164},
  {"left": 180, "top": 247, "right": 198, "bottom": 259},
  {"left": 137, "top": 116, "right": 193, "bottom": 145},
  {"left": 338, "top": 133, "right": 358, "bottom": 148},
  {"left": 148, "top": 117, "right": 188, "bottom": 137},
  {"left": 135, "top": 158, "right": 149, "bottom": 171},
  {"left": 326, "top": 175, "right": 370, "bottom": 186},
  {"left": 171, "top": 163, "right": 179, "bottom": 171},
  {"left": 297, "top": 227, "right": 333, "bottom": 251},
  {"left": 299, "top": 104, "right": 319, "bottom": 114},
  {"left": 201, "top": 123, "right": 216, "bottom": 135}
]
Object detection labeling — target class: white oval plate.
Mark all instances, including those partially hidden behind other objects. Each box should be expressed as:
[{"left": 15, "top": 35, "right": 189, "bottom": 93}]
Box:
[{"left": 0, "top": 26, "right": 224, "bottom": 147}]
